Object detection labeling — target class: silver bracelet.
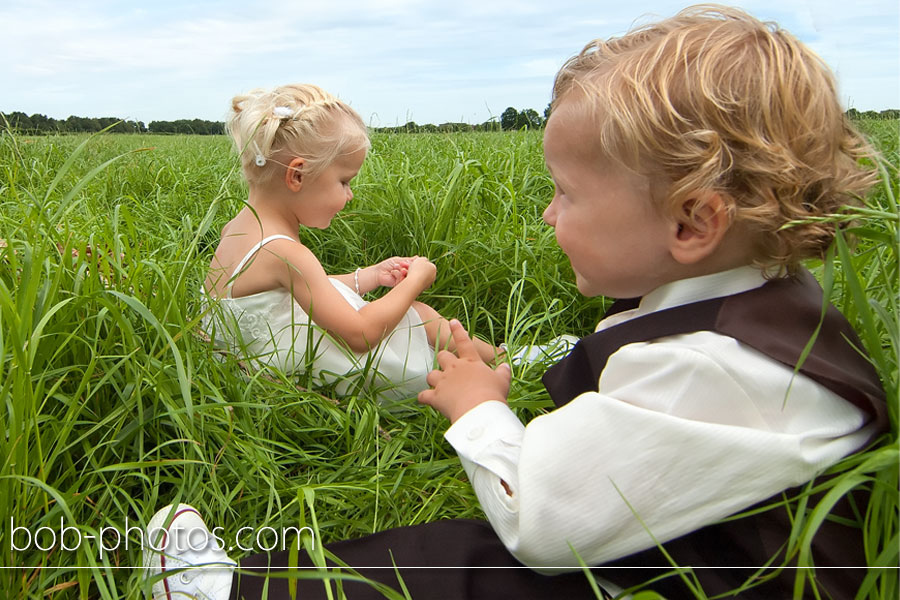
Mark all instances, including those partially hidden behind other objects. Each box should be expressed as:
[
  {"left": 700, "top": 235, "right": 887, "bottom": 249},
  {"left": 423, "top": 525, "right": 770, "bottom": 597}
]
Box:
[{"left": 354, "top": 267, "right": 362, "bottom": 295}]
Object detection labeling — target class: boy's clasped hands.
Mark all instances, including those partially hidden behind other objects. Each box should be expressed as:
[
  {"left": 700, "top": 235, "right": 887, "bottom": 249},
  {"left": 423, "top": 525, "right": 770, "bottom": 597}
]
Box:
[{"left": 419, "top": 319, "right": 512, "bottom": 424}]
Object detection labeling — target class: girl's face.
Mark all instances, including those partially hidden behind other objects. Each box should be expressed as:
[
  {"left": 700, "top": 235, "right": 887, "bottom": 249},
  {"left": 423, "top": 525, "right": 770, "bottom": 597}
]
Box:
[
  {"left": 542, "top": 99, "right": 677, "bottom": 299},
  {"left": 295, "top": 147, "right": 366, "bottom": 228}
]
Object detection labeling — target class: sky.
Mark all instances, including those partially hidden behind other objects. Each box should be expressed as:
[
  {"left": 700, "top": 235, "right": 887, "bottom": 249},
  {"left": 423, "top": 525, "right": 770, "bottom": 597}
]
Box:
[{"left": 2, "top": 0, "right": 898, "bottom": 127}]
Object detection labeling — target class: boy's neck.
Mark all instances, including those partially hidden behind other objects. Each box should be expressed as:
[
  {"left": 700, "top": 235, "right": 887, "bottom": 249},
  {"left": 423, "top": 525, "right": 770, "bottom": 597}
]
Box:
[{"left": 637, "top": 265, "right": 765, "bottom": 313}]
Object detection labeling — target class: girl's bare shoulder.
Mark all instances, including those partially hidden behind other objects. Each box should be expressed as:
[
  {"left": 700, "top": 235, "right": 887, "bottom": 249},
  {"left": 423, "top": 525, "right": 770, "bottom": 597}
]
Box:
[{"left": 207, "top": 222, "right": 313, "bottom": 297}]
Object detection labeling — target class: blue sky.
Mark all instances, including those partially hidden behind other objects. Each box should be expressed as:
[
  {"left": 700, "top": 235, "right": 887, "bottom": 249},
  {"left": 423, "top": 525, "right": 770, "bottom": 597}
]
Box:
[{"left": 2, "top": 0, "right": 897, "bottom": 126}]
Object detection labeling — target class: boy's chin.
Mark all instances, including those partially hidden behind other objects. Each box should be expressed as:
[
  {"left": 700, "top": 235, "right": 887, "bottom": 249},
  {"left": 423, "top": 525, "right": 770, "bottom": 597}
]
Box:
[
  {"left": 575, "top": 275, "right": 645, "bottom": 300},
  {"left": 574, "top": 276, "right": 603, "bottom": 298}
]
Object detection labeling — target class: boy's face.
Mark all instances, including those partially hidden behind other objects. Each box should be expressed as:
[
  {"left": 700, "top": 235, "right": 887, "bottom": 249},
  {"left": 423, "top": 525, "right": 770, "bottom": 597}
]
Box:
[{"left": 542, "top": 99, "right": 677, "bottom": 298}]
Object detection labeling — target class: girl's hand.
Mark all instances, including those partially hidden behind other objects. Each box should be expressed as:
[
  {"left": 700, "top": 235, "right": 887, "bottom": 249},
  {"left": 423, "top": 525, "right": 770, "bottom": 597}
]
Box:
[
  {"left": 407, "top": 256, "right": 437, "bottom": 290},
  {"left": 419, "top": 320, "right": 512, "bottom": 424},
  {"left": 372, "top": 257, "right": 412, "bottom": 288}
]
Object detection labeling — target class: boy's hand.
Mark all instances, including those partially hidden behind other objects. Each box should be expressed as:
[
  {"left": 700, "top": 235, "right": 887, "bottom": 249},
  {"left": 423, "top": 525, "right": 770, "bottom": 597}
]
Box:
[
  {"left": 419, "top": 319, "right": 512, "bottom": 424},
  {"left": 372, "top": 257, "right": 412, "bottom": 288},
  {"left": 407, "top": 256, "right": 437, "bottom": 290}
]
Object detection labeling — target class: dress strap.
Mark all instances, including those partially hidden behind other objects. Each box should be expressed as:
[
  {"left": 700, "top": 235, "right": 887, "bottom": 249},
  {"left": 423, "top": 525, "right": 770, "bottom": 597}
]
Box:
[{"left": 226, "top": 234, "right": 296, "bottom": 298}]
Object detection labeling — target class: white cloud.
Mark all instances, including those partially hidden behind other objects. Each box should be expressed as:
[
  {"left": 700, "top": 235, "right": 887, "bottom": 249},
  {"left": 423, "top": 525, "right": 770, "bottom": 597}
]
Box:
[
  {"left": 1, "top": 0, "right": 896, "bottom": 122},
  {"left": 516, "top": 59, "right": 566, "bottom": 79}
]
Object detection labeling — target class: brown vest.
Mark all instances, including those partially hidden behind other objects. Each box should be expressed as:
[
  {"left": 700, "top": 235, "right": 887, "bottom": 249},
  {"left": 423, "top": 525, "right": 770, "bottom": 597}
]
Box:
[{"left": 542, "top": 269, "right": 888, "bottom": 598}]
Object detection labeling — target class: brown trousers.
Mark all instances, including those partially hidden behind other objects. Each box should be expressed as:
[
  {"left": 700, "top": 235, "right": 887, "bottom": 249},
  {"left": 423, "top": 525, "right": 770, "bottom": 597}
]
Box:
[{"left": 231, "top": 519, "right": 601, "bottom": 600}]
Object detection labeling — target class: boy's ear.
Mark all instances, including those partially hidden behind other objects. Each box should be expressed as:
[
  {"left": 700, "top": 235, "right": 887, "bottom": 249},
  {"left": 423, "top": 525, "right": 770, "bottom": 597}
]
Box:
[
  {"left": 669, "top": 192, "right": 733, "bottom": 265},
  {"left": 284, "top": 158, "right": 305, "bottom": 192}
]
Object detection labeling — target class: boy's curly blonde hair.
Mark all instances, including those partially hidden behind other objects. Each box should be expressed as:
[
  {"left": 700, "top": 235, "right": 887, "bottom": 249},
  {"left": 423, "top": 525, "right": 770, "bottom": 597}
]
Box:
[
  {"left": 552, "top": 4, "right": 877, "bottom": 273},
  {"left": 228, "top": 83, "right": 369, "bottom": 186}
]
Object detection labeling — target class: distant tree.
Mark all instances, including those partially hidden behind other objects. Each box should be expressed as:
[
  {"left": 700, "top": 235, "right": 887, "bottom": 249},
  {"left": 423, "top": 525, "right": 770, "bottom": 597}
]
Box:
[
  {"left": 115, "top": 120, "right": 145, "bottom": 133},
  {"left": 29, "top": 113, "right": 54, "bottom": 132},
  {"left": 62, "top": 116, "right": 101, "bottom": 132},
  {"left": 501, "top": 107, "right": 519, "bottom": 130},
  {"left": 4, "top": 111, "right": 33, "bottom": 131},
  {"left": 499, "top": 107, "right": 544, "bottom": 130},
  {"left": 543, "top": 103, "right": 552, "bottom": 125},
  {"left": 147, "top": 119, "right": 224, "bottom": 134},
  {"left": 519, "top": 108, "right": 542, "bottom": 130},
  {"left": 437, "top": 122, "right": 473, "bottom": 132},
  {"left": 478, "top": 119, "right": 501, "bottom": 132},
  {"left": 403, "top": 121, "right": 419, "bottom": 133},
  {"left": 880, "top": 109, "right": 899, "bottom": 119}
]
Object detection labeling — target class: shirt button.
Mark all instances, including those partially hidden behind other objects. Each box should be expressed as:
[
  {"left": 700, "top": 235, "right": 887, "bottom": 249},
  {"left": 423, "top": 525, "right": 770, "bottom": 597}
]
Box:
[{"left": 467, "top": 426, "right": 484, "bottom": 440}]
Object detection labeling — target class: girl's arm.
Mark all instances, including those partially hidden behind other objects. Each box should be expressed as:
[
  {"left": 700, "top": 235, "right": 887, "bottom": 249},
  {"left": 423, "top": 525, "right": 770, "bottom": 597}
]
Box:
[
  {"left": 270, "top": 240, "right": 434, "bottom": 353},
  {"left": 332, "top": 257, "right": 413, "bottom": 296}
]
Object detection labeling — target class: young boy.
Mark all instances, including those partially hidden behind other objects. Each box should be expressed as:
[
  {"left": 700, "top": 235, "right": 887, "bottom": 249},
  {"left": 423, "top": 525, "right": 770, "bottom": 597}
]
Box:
[
  {"left": 146, "top": 6, "right": 886, "bottom": 599},
  {"left": 418, "top": 4, "right": 887, "bottom": 596}
]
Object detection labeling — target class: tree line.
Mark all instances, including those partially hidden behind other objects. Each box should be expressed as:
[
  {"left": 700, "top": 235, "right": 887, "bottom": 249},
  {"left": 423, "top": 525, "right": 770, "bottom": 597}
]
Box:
[
  {"left": 2, "top": 107, "right": 897, "bottom": 136},
  {"left": 0, "top": 112, "right": 225, "bottom": 135},
  {"left": 372, "top": 106, "right": 550, "bottom": 134},
  {"left": 1, "top": 106, "right": 551, "bottom": 136},
  {"left": 846, "top": 108, "right": 899, "bottom": 120}
]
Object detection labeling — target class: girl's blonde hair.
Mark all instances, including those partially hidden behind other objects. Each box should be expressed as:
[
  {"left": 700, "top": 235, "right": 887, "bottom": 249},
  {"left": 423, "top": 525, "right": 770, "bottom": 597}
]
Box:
[
  {"left": 227, "top": 83, "right": 369, "bottom": 185},
  {"left": 552, "top": 4, "right": 877, "bottom": 273}
]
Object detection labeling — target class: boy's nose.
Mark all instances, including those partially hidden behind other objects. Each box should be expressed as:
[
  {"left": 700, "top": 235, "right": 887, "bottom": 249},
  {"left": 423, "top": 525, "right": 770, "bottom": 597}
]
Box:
[{"left": 542, "top": 201, "right": 557, "bottom": 227}]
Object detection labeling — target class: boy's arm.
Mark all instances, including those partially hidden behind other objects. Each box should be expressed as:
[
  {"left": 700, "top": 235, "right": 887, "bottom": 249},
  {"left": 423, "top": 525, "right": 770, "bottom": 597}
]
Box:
[
  {"left": 418, "top": 320, "right": 519, "bottom": 495},
  {"left": 421, "top": 322, "right": 874, "bottom": 570}
]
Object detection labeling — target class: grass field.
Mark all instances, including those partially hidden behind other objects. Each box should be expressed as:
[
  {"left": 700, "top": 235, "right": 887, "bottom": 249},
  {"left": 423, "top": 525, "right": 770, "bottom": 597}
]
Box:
[{"left": 0, "top": 119, "right": 897, "bottom": 599}]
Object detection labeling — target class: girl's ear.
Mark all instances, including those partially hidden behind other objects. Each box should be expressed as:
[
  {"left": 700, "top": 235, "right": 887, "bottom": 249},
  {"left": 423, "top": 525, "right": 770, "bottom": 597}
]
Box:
[
  {"left": 669, "top": 191, "right": 733, "bottom": 265},
  {"left": 285, "top": 158, "right": 305, "bottom": 192}
]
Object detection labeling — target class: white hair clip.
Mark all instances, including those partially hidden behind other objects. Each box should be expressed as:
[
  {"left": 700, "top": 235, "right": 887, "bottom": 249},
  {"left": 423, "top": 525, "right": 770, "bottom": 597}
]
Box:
[
  {"left": 273, "top": 106, "right": 293, "bottom": 119},
  {"left": 255, "top": 154, "right": 266, "bottom": 167}
]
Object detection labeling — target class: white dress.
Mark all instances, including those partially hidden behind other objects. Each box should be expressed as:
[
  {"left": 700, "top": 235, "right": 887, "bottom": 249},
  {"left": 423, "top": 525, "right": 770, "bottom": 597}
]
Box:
[{"left": 202, "top": 235, "right": 434, "bottom": 405}]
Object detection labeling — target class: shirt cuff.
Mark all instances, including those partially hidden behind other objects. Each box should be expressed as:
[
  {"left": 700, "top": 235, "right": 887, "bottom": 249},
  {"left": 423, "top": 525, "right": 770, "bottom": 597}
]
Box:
[{"left": 444, "top": 401, "right": 525, "bottom": 461}]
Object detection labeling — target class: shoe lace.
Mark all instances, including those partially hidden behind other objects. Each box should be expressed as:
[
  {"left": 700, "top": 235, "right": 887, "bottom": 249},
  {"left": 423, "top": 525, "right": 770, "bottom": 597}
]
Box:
[{"left": 178, "top": 568, "right": 197, "bottom": 585}]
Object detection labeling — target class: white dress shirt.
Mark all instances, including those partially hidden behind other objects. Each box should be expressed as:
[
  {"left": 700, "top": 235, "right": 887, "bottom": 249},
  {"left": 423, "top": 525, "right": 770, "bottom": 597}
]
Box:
[{"left": 444, "top": 267, "right": 876, "bottom": 571}]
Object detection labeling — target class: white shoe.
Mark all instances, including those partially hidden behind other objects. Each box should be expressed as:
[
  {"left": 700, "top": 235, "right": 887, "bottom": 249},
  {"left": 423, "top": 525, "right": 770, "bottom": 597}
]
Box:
[
  {"left": 143, "top": 504, "right": 235, "bottom": 600},
  {"left": 501, "top": 334, "right": 579, "bottom": 365}
]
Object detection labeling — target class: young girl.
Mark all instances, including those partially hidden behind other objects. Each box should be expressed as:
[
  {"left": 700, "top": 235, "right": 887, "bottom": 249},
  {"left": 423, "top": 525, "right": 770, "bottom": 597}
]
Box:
[{"left": 202, "top": 83, "right": 498, "bottom": 402}]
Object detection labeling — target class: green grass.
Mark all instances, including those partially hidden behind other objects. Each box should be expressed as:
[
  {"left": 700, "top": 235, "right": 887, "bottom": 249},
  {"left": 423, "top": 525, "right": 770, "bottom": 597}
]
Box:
[{"left": 0, "top": 121, "right": 896, "bottom": 599}]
